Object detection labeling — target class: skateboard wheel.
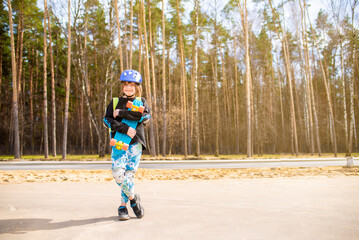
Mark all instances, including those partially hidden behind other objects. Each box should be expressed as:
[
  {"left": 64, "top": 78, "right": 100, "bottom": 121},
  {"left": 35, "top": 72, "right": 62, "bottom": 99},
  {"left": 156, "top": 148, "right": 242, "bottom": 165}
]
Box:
[
  {"left": 110, "top": 138, "right": 117, "bottom": 146},
  {"left": 122, "top": 144, "right": 129, "bottom": 151},
  {"left": 126, "top": 101, "right": 133, "bottom": 109},
  {"left": 138, "top": 106, "right": 145, "bottom": 113}
]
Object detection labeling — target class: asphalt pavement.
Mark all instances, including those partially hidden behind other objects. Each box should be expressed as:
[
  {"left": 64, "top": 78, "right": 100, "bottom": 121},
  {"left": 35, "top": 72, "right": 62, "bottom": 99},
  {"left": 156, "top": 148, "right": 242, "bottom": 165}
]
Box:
[
  {"left": 1, "top": 177, "right": 359, "bottom": 240},
  {"left": 0, "top": 158, "right": 358, "bottom": 170}
]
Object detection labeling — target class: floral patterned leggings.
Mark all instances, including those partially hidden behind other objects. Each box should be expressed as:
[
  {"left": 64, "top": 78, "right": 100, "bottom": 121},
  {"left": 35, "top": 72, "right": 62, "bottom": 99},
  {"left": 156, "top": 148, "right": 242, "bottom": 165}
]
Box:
[{"left": 111, "top": 143, "right": 142, "bottom": 203}]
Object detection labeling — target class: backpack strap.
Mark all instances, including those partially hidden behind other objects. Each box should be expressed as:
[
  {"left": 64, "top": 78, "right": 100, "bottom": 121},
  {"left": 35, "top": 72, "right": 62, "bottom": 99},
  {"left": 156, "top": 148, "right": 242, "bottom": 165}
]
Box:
[
  {"left": 113, "top": 97, "right": 119, "bottom": 111},
  {"left": 107, "top": 97, "right": 119, "bottom": 136}
]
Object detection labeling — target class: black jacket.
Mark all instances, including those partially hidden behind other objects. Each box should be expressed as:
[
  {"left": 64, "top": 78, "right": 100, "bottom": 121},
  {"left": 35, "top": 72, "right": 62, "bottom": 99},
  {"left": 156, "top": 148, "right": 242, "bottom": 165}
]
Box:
[{"left": 104, "top": 97, "right": 150, "bottom": 150}]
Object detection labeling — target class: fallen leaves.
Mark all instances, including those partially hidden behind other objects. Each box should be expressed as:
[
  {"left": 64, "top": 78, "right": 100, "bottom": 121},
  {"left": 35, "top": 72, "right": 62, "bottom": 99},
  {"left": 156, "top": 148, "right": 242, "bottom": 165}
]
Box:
[{"left": 0, "top": 166, "right": 358, "bottom": 184}]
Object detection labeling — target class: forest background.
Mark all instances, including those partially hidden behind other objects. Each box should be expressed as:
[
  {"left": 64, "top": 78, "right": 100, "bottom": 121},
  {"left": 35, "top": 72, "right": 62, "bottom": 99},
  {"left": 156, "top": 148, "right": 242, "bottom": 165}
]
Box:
[{"left": 1, "top": 0, "right": 358, "bottom": 159}]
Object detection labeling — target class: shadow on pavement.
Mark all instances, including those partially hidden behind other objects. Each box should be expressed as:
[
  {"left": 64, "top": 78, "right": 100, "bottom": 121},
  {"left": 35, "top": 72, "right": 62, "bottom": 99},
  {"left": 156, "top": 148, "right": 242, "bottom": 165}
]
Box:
[{"left": 0, "top": 216, "right": 119, "bottom": 234}]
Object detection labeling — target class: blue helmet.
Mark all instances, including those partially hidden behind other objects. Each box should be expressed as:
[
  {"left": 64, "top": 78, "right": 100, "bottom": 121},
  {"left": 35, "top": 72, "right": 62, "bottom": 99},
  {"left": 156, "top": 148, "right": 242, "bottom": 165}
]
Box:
[{"left": 120, "top": 69, "right": 142, "bottom": 84}]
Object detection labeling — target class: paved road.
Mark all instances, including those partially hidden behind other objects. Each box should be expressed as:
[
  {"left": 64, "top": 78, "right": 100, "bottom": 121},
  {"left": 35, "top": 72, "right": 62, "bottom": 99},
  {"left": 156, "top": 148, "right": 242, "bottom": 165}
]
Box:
[
  {"left": 140, "top": 159, "right": 358, "bottom": 169},
  {"left": 0, "top": 158, "right": 358, "bottom": 170},
  {"left": 1, "top": 177, "right": 359, "bottom": 240}
]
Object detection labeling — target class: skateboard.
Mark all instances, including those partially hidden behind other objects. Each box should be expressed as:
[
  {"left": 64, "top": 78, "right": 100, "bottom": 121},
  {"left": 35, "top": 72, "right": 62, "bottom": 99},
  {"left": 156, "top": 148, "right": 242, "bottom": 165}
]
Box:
[{"left": 109, "top": 98, "right": 149, "bottom": 154}]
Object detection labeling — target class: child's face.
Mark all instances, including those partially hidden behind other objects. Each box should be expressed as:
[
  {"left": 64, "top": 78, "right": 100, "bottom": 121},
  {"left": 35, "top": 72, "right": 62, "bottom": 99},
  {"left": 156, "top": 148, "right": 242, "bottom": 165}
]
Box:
[{"left": 123, "top": 82, "right": 136, "bottom": 97}]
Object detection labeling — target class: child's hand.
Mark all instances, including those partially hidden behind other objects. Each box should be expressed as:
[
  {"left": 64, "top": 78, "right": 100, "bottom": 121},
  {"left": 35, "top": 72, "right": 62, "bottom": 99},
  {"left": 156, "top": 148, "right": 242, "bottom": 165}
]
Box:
[
  {"left": 127, "top": 127, "right": 136, "bottom": 138},
  {"left": 141, "top": 114, "right": 151, "bottom": 124},
  {"left": 113, "top": 109, "right": 120, "bottom": 118}
]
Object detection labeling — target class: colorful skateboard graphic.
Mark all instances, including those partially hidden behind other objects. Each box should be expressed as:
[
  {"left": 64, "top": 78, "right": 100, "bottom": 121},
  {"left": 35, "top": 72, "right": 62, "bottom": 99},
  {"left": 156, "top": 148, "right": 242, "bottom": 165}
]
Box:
[{"left": 109, "top": 98, "right": 148, "bottom": 155}]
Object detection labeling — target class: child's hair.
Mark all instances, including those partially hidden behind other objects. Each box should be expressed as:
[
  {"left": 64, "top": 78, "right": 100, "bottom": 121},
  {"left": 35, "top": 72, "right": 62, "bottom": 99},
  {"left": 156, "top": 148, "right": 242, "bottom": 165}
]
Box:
[{"left": 120, "top": 82, "right": 142, "bottom": 98}]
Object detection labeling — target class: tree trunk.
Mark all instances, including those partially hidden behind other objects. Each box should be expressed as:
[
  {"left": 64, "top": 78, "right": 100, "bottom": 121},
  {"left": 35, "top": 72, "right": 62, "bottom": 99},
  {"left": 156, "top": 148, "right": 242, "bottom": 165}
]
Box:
[
  {"left": 167, "top": 46, "right": 173, "bottom": 155},
  {"left": 167, "top": 45, "right": 172, "bottom": 113},
  {"left": 129, "top": 0, "right": 134, "bottom": 69},
  {"left": 0, "top": 38, "right": 2, "bottom": 110},
  {"left": 233, "top": 36, "right": 240, "bottom": 154},
  {"left": 238, "top": 0, "right": 252, "bottom": 157},
  {"left": 285, "top": 38, "right": 299, "bottom": 156},
  {"left": 47, "top": 4, "right": 57, "bottom": 157},
  {"left": 299, "top": 1, "right": 314, "bottom": 154},
  {"left": 35, "top": 47, "right": 39, "bottom": 153},
  {"left": 101, "top": 63, "right": 113, "bottom": 157},
  {"left": 91, "top": 38, "right": 98, "bottom": 154},
  {"left": 62, "top": 0, "right": 72, "bottom": 160},
  {"left": 124, "top": 0, "right": 129, "bottom": 69},
  {"left": 278, "top": 70, "right": 285, "bottom": 152},
  {"left": 161, "top": 0, "right": 167, "bottom": 157},
  {"left": 148, "top": 0, "right": 159, "bottom": 156},
  {"left": 348, "top": 65, "right": 355, "bottom": 155},
  {"left": 194, "top": 0, "right": 200, "bottom": 156},
  {"left": 114, "top": 0, "right": 124, "bottom": 73},
  {"left": 176, "top": 0, "right": 188, "bottom": 158},
  {"left": 83, "top": 11, "right": 89, "bottom": 154},
  {"left": 339, "top": 37, "right": 349, "bottom": 155},
  {"left": 16, "top": 9, "right": 24, "bottom": 155},
  {"left": 8, "top": 0, "right": 20, "bottom": 159},
  {"left": 141, "top": 0, "right": 156, "bottom": 156},
  {"left": 211, "top": 4, "right": 220, "bottom": 157},
  {"left": 293, "top": 70, "right": 304, "bottom": 151},
  {"left": 138, "top": 8, "right": 142, "bottom": 72},
  {"left": 81, "top": 92, "right": 84, "bottom": 153},
  {"left": 29, "top": 47, "right": 34, "bottom": 154},
  {"left": 16, "top": 10, "right": 24, "bottom": 94},
  {"left": 348, "top": 1, "right": 357, "bottom": 155},
  {"left": 221, "top": 52, "right": 230, "bottom": 129},
  {"left": 43, "top": 0, "right": 49, "bottom": 158},
  {"left": 300, "top": 0, "right": 321, "bottom": 156}
]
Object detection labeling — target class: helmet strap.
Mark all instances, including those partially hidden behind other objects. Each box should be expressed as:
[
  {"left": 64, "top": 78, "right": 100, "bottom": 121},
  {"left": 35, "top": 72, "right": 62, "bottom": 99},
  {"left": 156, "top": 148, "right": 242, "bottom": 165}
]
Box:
[{"left": 125, "top": 93, "right": 135, "bottom": 98}]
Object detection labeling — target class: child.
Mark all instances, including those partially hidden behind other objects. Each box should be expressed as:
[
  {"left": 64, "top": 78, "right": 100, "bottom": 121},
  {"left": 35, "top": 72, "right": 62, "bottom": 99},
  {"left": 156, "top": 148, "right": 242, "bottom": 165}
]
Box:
[{"left": 103, "top": 69, "right": 150, "bottom": 221}]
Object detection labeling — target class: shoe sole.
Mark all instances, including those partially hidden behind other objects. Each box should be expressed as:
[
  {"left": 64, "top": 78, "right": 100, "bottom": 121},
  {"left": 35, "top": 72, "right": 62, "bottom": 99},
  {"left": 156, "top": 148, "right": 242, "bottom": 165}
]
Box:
[
  {"left": 118, "top": 207, "right": 130, "bottom": 221},
  {"left": 137, "top": 207, "right": 144, "bottom": 219},
  {"left": 133, "top": 194, "right": 144, "bottom": 219}
]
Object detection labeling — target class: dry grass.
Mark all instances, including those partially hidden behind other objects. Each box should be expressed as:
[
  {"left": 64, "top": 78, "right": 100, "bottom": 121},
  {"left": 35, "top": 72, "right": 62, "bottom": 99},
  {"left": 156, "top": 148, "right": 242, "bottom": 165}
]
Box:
[
  {"left": 0, "top": 166, "right": 358, "bottom": 184},
  {"left": 1, "top": 153, "right": 358, "bottom": 161}
]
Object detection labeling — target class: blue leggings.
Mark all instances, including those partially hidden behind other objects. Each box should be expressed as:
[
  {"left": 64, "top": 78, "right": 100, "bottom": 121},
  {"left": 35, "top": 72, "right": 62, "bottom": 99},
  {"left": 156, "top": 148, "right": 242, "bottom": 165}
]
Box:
[{"left": 111, "top": 143, "right": 142, "bottom": 203}]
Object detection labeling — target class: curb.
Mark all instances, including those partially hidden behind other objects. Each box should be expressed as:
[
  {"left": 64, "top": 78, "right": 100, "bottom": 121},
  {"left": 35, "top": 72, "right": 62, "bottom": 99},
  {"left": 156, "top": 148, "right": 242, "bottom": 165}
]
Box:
[{"left": 0, "top": 158, "right": 357, "bottom": 165}]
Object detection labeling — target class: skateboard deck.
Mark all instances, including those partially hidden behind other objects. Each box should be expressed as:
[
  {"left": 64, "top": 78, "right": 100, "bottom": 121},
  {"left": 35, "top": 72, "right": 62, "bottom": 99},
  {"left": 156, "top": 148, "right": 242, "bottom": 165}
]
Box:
[{"left": 109, "top": 98, "right": 145, "bottom": 155}]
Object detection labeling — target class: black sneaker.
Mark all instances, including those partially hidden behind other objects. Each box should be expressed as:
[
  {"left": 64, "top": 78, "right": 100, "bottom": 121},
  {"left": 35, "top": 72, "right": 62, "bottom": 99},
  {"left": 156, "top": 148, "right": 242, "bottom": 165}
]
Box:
[
  {"left": 118, "top": 206, "right": 130, "bottom": 221},
  {"left": 130, "top": 194, "right": 144, "bottom": 219}
]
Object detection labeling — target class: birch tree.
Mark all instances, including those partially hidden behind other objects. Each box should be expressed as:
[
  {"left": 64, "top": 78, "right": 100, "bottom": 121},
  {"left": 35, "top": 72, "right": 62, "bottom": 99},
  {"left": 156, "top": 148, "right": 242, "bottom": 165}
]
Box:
[
  {"left": 348, "top": 0, "right": 358, "bottom": 155},
  {"left": 237, "top": 0, "right": 252, "bottom": 157}
]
